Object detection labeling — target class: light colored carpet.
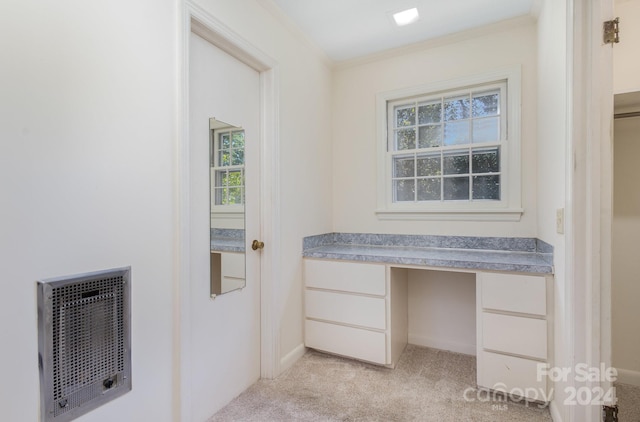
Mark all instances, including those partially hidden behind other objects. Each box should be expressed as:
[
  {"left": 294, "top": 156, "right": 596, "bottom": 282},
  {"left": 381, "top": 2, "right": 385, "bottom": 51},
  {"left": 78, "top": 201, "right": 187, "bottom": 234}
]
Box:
[
  {"left": 210, "top": 345, "right": 552, "bottom": 421},
  {"left": 615, "top": 382, "right": 640, "bottom": 421}
]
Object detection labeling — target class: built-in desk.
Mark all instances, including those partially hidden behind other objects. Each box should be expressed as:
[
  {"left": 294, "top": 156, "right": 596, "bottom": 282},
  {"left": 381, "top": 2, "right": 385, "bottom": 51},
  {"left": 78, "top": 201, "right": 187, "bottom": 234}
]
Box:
[{"left": 302, "top": 233, "right": 554, "bottom": 402}]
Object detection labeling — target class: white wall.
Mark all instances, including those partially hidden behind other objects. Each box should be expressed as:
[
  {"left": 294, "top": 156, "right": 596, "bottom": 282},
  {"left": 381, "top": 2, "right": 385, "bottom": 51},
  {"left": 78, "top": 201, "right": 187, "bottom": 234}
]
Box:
[
  {"left": 612, "top": 114, "right": 640, "bottom": 384},
  {"left": 331, "top": 20, "right": 538, "bottom": 237},
  {"left": 0, "top": 0, "right": 333, "bottom": 420},
  {"left": 536, "top": 0, "right": 569, "bottom": 420},
  {"left": 0, "top": 0, "right": 176, "bottom": 421},
  {"left": 190, "top": 0, "right": 334, "bottom": 384},
  {"left": 614, "top": 0, "right": 640, "bottom": 94},
  {"left": 408, "top": 271, "right": 476, "bottom": 355}
]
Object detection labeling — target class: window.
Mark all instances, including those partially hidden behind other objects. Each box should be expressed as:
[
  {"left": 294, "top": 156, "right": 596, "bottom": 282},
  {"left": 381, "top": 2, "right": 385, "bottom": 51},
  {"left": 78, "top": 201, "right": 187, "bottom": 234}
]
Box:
[
  {"left": 376, "top": 68, "right": 522, "bottom": 220},
  {"left": 211, "top": 129, "right": 245, "bottom": 207}
]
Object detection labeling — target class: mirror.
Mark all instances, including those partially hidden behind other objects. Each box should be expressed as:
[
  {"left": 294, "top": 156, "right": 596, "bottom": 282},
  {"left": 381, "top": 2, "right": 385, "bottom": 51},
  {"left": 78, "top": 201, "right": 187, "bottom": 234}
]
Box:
[{"left": 209, "top": 117, "right": 246, "bottom": 298}]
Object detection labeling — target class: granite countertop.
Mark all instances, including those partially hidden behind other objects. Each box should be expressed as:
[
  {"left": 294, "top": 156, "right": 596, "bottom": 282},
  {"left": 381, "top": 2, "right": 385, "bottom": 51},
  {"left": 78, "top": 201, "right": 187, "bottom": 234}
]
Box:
[
  {"left": 211, "top": 228, "right": 245, "bottom": 253},
  {"left": 302, "top": 233, "right": 554, "bottom": 274}
]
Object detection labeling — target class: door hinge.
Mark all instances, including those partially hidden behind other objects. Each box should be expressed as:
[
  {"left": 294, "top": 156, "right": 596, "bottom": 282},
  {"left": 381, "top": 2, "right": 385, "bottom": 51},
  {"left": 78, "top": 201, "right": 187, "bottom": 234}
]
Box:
[
  {"left": 603, "top": 18, "right": 620, "bottom": 44},
  {"left": 603, "top": 404, "right": 618, "bottom": 422}
]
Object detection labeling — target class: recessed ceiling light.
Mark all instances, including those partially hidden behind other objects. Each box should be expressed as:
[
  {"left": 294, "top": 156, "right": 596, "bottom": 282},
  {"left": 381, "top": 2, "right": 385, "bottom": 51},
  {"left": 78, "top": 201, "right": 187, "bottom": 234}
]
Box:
[{"left": 393, "top": 8, "right": 419, "bottom": 27}]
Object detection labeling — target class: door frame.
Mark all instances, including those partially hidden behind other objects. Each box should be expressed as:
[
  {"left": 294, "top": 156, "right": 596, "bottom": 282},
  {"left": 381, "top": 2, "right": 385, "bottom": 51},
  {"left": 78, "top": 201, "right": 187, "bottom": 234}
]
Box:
[
  {"left": 567, "top": 0, "right": 614, "bottom": 421},
  {"left": 176, "top": 2, "right": 281, "bottom": 421}
]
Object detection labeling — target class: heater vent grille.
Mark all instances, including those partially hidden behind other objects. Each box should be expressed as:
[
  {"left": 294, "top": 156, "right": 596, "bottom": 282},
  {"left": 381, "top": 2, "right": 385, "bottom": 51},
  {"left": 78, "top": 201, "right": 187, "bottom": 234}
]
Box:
[{"left": 38, "top": 267, "right": 131, "bottom": 422}]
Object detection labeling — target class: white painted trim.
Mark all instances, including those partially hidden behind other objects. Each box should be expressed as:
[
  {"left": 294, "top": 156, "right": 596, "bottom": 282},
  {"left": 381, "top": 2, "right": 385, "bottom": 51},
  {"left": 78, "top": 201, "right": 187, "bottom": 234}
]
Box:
[
  {"left": 176, "top": 5, "right": 193, "bottom": 421},
  {"left": 408, "top": 334, "right": 476, "bottom": 356},
  {"left": 375, "top": 209, "right": 523, "bottom": 221},
  {"left": 566, "top": 0, "right": 614, "bottom": 420},
  {"left": 615, "top": 368, "right": 640, "bottom": 387},
  {"left": 280, "top": 344, "right": 307, "bottom": 373},
  {"left": 178, "top": 2, "right": 281, "bottom": 421},
  {"left": 549, "top": 400, "right": 564, "bottom": 422}
]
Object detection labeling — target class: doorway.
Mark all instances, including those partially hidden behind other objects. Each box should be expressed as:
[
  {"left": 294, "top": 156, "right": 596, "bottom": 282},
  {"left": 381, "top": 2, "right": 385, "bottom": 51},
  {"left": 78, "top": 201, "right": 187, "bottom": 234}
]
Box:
[{"left": 611, "top": 91, "right": 640, "bottom": 419}]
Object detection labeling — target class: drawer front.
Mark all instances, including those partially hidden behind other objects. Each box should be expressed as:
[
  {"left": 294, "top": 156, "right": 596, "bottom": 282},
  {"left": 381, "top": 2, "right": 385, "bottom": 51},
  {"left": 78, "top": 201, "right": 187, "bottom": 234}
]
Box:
[
  {"left": 304, "top": 259, "right": 386, "bottom": 296},
  {"left": 305, "top": 319, "right": 387, "bottom": 364},
  {"left": 479, "top": 351, "right": 549, "bottom": 401},
  {"left": 305, "top": 289, "right": 386, "bottom": 330},
  {"left": 480, "top": 272, "right": 546, "bottom": 316},
  {"left": 482, "top": 313, "right": 547, "bottom": 359}
]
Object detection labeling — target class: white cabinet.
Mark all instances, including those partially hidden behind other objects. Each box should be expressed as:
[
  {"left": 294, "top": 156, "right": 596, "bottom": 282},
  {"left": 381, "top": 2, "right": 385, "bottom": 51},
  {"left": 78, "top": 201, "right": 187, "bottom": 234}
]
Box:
[
  {"left": 303, "top": 260, "right": 554, "bottom": 403},
  {"left": 303, "top": 259, "right": 407, "bottom": 367},
  {"left": 476, "top": 272, "right": 553, "bottom": 402}
]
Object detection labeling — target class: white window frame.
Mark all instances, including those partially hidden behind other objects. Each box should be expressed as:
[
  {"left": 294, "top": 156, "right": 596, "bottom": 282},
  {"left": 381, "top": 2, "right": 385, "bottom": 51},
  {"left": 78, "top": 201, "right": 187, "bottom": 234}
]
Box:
[
  {"left": 375, "top": 66, "right": 523, "bottom": 221},
  {"left": 210, "top": 128, "right": 245, "bottom": 217}
]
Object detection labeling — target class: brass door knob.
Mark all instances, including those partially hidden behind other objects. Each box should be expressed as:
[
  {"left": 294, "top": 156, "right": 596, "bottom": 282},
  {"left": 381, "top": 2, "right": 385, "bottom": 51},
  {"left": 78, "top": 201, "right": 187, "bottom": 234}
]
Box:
[{"left": 251, "top": 240, "right": 265, "bottom": 251}]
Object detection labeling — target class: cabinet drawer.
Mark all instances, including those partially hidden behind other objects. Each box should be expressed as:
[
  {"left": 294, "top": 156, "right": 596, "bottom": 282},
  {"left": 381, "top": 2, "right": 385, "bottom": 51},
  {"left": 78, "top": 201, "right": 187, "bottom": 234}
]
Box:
[
  {"left": 480, "top": 272, "right": 546, "bottom": 316},
  {"left": 479, "top": 351, "right": 549, "bottom": 401},
  {"left": 482, "top": 313, "right": 547, "bottom": 359},
  {"left": 305, "top": 289, "right": 386, "bottom": 330},
  {"left": 305, "top": 319, "right": 386, "bottom": 365},
  {"left": 304, "top": 259, "right": 386, "bottom": 296}
]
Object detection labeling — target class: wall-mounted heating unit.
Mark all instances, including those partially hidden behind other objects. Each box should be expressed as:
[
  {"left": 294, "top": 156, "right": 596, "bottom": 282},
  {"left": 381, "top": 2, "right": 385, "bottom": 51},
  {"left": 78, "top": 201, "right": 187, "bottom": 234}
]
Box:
[{"left": 37, "top": 267, "right": 132, "bottom": 422}]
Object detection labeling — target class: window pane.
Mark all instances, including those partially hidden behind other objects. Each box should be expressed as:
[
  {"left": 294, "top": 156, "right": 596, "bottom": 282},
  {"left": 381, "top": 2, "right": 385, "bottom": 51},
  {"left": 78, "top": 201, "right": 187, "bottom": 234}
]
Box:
[
  {"left": 418, "top": 101, "right": 441, "bottom": 124},
  {"left": 444, "top": 96, "right": 470, "bottom": 121},
  {"left": 443, "top": 177, "right": 470, "bottom": 200},
  {"left": 394, "top": 156, "right": 414, "bottom": 178},
  {"left": 395, "top": 129, "right": 416, "bottom": 150},
  {"left": 231, "top": 149, "right": 245, "bottom": 166},
  {"left": 418, "top": 125, "right": 441, "bottom": 148},
  {"left": 227, "top": 170, "right": 243, "bottom": 187},
  {"left": 215, "top": 170, "right": 227, "bottom": 187},
  {"left": 417, "top": 178, "right": 441, "bottom": 200},
  {"left": 472, "top": 91, "right": 499, "bottom": 117},
  {"left": 394, "top": 179, "right": 415, "bottom": 202},
  {"left": 227, "top": 187, "right": 243, "bottom": 205},
  {"left": 396, "top": 106, "right": 416, "bottom": 127},
  {"left": 472, "top": 148, "right": 500, "bottom": 173},
  {"left": 231, "top": 131, "right": 244, "bottom": 148},
  {"left": 219, "top": 151, "right": 230, "bottom": 166},
  {"left": 443, "top": 151, "right": 469, "bottom": 175},
  {"left": 417, "top": 154, "right": 441, "bottom": 176},
  {"left": 220, "top": 133, "right": 230, "bottom": 149},
  {"left": 444, "top": 121, "right": 470, "bottom": 145},
  {"left": 473, "top": 175, "right": 500, "bottom": 200},
  {"left": 472, "top": 117, "right": 499, "bottom": 143}
]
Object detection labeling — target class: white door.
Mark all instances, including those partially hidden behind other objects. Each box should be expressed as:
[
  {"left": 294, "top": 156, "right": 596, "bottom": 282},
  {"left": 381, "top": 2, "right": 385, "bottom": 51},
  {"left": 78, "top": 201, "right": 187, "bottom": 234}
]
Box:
[{"left": 188, "top": 31, "right": 261, "bottom": 421}]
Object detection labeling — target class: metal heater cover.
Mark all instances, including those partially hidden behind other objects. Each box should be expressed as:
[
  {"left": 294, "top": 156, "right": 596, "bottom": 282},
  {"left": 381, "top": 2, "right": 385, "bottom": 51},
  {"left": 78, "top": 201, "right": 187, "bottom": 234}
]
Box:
[{"left": 37, "top": 267, "right": 132, "bottom": 422}]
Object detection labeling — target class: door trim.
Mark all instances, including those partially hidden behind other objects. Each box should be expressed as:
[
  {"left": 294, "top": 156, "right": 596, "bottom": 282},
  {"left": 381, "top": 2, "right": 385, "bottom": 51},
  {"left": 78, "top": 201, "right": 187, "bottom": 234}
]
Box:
[
  {"left": 177, "top": 2, "right": 281, "bottom": 421},
  {"left": 567, "top": 0, "right": 614, "bottom": 421}
]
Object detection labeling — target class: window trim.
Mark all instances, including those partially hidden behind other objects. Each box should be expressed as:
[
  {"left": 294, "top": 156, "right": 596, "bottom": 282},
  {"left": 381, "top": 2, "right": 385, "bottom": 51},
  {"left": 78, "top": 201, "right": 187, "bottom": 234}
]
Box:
[{"left": 375, "top": 66, "right": 523, "bottom": 221}]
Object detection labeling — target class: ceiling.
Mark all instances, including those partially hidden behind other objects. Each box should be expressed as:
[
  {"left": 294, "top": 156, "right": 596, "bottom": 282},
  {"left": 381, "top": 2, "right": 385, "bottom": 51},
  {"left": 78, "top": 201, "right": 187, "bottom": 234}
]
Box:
[{"left": 270, "top": 0, "right": 537, "bottom": 62}]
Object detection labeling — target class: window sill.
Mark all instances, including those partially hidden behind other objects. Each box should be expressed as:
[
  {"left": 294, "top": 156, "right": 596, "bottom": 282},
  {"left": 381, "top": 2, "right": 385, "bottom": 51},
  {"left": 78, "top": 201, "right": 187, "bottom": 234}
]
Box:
[{"left": 374, "top": 208, "right": 524, "bottom": 222}]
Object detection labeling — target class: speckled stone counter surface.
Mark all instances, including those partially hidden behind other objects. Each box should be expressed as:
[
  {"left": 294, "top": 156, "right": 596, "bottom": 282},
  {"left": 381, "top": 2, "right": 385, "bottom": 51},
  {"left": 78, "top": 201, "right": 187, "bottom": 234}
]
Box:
[
  {"left": 303, "top": 233, "right": 553, "bottom": 274},
  {"left": 211, "top": 228, "right": 244, "bottom": 253}
]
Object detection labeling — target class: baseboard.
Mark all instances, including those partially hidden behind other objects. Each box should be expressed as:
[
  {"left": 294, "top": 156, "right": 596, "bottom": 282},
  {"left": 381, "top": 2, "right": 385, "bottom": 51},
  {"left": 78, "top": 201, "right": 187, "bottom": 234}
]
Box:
[
  {"left": 408, "top": 334, "right": 475, "bottom": 356},
  {"left": 616, "top": 367, "right": 640, "bottom": 387},
  {"left": 280, "top": 343, "right": 306, "bottom": 373},
  {"left": 549, "top": 400, "right": 563, "bottom": 422}
]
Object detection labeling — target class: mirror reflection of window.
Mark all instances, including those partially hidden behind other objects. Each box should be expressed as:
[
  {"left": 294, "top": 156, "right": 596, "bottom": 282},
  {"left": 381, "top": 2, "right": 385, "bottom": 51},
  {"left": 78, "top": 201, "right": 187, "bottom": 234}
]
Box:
[{"left": 211, "top": 129, "right": 245, "bottom": 206}]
